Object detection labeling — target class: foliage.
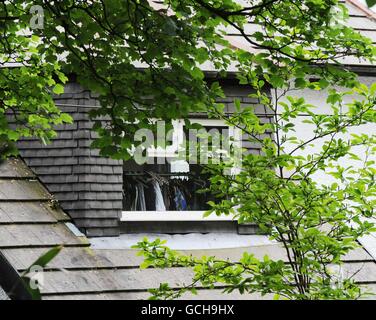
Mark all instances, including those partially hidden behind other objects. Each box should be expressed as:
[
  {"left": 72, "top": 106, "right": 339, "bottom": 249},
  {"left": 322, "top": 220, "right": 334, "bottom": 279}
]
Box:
[
  {"left": 135, "top": 81, "right": 376, "bottom": 299},
  {"left": 1, "top": 0, "right": 374, "bottom": 158},
  {"left": 0, "top": 2, "right": 73, "bottom": 158},
  {"left": 1, "top": 0, "right": 376, "bottom": 300},
  {"left": 131, "top": 1, "right": 376, "bottom": 300}
]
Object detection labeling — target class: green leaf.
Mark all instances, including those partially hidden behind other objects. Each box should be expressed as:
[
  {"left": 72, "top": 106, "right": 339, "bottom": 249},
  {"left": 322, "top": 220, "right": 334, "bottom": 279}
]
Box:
[
  {"left": 53, "top": 84, "right": 64, "bottom": 95},
  {"left": 7, "top": 130, "right": 20, "bottom": 141},
  {"left": 23, "top": 246, "right": 63, "bottom": 274},
  {"left": 294, "top": 78, "right": 306, "bottom": 88},
  {"left": 21, "top": 276, "right": 42, "bottom": 300},
  {"left": 270, "top": 75, "right": 285, "bottom": 88},
  {"left": 370, "top": 82, "right": 376, "bottom": 95},
  {"left": 21, "top": 246, "right": 62, "bottom": 300},
  {"left": 234, "top": 99, "right": 241, "bottom": 111},
  {"left": 191, "top": 67, "right": 204, "bottom": 80},
  {"left": 366, "top": 0, "right": 376, "bottom": 8},
  {"left": 60, "top": 113, "right": 73, "bottom": 123}
]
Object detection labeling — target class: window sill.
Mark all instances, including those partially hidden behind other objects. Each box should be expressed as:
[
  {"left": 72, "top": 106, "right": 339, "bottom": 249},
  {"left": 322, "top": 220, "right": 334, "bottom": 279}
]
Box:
[{"left": 121, "top": 211, "right": 236, "bottom": 222}]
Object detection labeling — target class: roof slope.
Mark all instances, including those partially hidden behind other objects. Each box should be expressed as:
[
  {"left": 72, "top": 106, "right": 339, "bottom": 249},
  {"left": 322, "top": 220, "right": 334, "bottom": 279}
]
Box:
[
  {"left": 0, "top": 158, "right": 376, "bottom": 299},
  {"left": 232, "top": 0, "right": 376, "bottom": 63},
  {"left": 0, "top": 158, "right": 124, "bottom": 299},
  {"left": 150, "top": 0, "right": 376, "bottom": 69},
  {"left": 43, "top": 244, "right": 376, "bottom": 300}
]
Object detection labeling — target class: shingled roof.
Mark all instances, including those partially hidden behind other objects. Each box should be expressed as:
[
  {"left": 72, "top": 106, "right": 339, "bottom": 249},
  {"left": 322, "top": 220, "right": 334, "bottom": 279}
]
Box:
[
  {"left": 0, "top": 158, "right": 121, "bottom": 299},
  {"left": 0, "top": 158, "right": 376, "bottom": 299},
  {"left": 149, "top": 0, "right": 376, "bottom": 70},
  {"left": 238, "top": 0, "right": 376, "bottom": 67}
]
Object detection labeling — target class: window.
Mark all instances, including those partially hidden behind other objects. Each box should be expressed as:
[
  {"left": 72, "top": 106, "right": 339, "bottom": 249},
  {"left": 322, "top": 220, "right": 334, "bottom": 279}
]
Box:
[{"left": 122, "top": 118, "right": 241, "bottom": 222}]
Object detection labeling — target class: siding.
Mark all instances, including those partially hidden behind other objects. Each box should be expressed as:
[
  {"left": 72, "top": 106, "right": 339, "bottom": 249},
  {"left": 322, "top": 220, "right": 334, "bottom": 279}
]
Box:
[
  {"left": 15, "top": 78, "right": 270, "bottom": 236},
  {"left": 17, "top": 83, "right": 123, "bottom": 237},
  {"left": 221, "top": 81, "right": 274, "bottom": 156}
]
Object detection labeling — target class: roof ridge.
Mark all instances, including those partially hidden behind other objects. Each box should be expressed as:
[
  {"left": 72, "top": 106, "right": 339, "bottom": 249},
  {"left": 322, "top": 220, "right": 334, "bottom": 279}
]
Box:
[{"left": 346, "top": 0, "right": 376, "bottom": 21}]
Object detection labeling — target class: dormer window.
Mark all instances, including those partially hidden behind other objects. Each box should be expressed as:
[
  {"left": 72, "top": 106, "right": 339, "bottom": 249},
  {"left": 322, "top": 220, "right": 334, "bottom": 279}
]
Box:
[{"left": 122, "top": 118, "right": 241, "bottom": 228}]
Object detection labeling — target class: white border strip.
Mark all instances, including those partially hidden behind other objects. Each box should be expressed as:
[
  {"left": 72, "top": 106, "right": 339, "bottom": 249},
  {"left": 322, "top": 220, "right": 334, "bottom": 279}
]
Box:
[{"left": 121, "top": 211, "right": 236, "bottom": 222}]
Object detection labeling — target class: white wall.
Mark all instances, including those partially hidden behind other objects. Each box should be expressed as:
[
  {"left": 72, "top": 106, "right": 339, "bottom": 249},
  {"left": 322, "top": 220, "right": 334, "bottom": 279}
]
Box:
[{"left": 274, "top": 76, "right": 376, "bottom": 186}]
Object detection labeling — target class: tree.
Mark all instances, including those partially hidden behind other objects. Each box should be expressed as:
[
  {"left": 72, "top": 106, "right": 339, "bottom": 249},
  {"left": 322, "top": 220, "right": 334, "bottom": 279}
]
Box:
[
  {"left": 1, "top": 0, "right": 375, "bottom": 299},
  {"left": 1, "top": 0, "right": 374, "bottom": 157},
  {"left": 136, "top": 81, "right": 376, "bottom": 300},
  {"left": 0, "top": 0, "right": 70, "bottom": 157}
]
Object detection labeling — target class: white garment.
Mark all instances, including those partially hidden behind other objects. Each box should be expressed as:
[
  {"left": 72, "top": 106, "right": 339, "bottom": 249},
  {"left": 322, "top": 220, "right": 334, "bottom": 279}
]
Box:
[
  {"left": 131, "top": 184, "right": 139, "bottom": 211},
  {"left": 132, "top": 183, "right": 146, "bottom": 211},
  {"left": 138, "top": 184, "right": 146, "bottom": 211},
  {"left": 153, "top": 181, "right": 166, "bottom": 211}
]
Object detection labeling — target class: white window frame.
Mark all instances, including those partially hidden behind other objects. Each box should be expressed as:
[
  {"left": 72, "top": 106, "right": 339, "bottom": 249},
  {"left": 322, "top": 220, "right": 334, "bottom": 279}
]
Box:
[
  {"left": 120, "top": 211, "right": 235, "bottom": 222},
  {"left": 122, "top": 118, "right": 241, "bottom": 222}
]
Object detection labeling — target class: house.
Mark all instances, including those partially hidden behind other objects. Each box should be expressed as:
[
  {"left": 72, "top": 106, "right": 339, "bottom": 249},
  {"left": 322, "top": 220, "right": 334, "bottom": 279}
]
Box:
[{"left": 0, "top": 0, "right": 376, "bottom": 299}]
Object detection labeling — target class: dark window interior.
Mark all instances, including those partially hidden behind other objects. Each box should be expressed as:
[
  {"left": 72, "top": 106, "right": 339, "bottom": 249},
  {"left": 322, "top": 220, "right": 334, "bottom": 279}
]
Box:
[
  {"left": 122, "top": 122, "right": 231, "bottom": 212},
  {"left": 123, "top": 159, "right": 215, "bottom": 211}
]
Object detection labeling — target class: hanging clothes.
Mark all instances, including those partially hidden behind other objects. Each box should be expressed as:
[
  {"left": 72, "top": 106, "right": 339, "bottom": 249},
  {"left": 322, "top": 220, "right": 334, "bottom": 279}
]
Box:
[
  {"left": 138, "top": 183, "right": 146, "bottom": 211},
  {"left": 131, "top": 183, "right": 147, "bottom": 211},
  {"left": 131, "top": 183, "right": 139, "bottom": 211},
  {"left": 153, "top": 180, "right": 166, "bottom": 211},
  {"left": 174, "top": 186, "right": 187, "bottom": 211},
  {"left": 144, "top": 182, "right": 156, "bottom": 211},
  {"left": 161, "top": 183, "right": 171, "bottom": 210}
]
